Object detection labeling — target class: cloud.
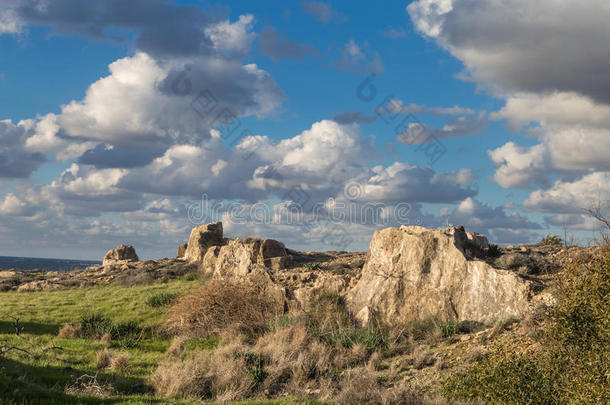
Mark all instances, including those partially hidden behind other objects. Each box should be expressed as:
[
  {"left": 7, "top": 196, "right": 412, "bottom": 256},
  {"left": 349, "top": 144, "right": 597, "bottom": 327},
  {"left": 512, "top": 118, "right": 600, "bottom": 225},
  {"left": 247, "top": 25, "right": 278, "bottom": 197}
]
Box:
[
  {"left": 56, "top": 52, "right": 282, "bottom": 148},
  {"left": 258, "top": 26, "right": 316, "bottom": 61},
  {"left": 382, "top": 27, "right": 406, "bottom": 39},
  {"left": 10, "top": 0, "right": 218, "bottom": 58},
  {"left": 523, "top": 172, "right": 610, "bottom": 214},
  {"left": 301, "top": 2, "right": 343, "bottom": 24},
  {"left": 332, "top": 111, "right": 376, "bottom": 125},
  {"left": 204, "top": 14, "right": 256, "bottom": 58},
  {"left": 449, "top": 197, "right": 540, "bottom": 230},
  {"left": 0, "top": 119, "right": 46, "bottom": 178},
  {"left": 349, "top": 163, "right": 476, "bottom": 204},
  {"left": 407, "top": 0, "right": 610, "bottom": 104},
  {"left": 545, "top": 213, "right": 604, "bottom": 232},
  {"left": 397, "top": 114, "right": 487, "bottom": 145},
  {"left": 334, "top": 40, "right": 383, "bottom": 74},
  {"left": 0, "top": 5, "right": 22, "bottom": 34},
  {"left": 77, "top": 144, "right": 166, "bottom": 169},
  {"left": 488, "top": 142, "right": 550, "bottom": 189},
  {"left": 390, "top": 100, "right": 475, "bottom": 116},
  {"left": 407, "top": 0, "right": 610, "bottom": 205}
]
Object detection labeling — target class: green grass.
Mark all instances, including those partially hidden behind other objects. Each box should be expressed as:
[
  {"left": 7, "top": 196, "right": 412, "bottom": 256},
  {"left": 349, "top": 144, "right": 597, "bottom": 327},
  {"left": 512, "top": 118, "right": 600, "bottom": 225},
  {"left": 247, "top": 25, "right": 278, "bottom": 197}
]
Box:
[
  {"left": 0, "top": 278, "right": 325, "bottom": 404},
  {"left": 0, "top": 278, "right": 200, "bottom": 403}
]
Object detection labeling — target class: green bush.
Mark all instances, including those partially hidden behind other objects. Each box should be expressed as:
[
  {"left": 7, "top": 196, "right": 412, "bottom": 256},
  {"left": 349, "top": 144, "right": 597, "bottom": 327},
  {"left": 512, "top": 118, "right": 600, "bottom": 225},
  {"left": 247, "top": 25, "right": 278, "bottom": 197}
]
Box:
[
  {"left": 146, "top": 292, "right": 179, "bottom": 308},
  {"left": 305, "top": 291, "right": 388, "bottom": 353},
  {"left": 487, "top": 243, "right": 501, "bottom": 258},
  {"left": 538, "top": 234, "right": 563, "bottom": 246},
  {"left": 304, "top": 262, "right": 322, "bottom": 271},
  {"left": 234, "top": 351, "right": 268, "bottom": 384},
  {"left": 80, "top": 313, "right": 113, "bottom": 338},
  {"left": 444, "top": 251, "right": 610, "bottom": 404},
  {"left": 110, "top": 320, "right": 142, "bottom": 348}
]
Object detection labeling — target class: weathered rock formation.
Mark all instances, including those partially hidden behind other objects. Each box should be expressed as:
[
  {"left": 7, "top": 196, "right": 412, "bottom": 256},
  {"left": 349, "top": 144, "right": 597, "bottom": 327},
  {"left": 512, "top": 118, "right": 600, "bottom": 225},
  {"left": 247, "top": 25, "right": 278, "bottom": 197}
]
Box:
[
  {"left": 347, "top": 226, "right": 536, "bottom": 325},
  {"left": 176, "top": 243, "right": 187, "bottom": 259},
  {"left": 200, "top": 237, "right": 293, "bottom": 312},
  {"left": 102, "top": 245, "right": 139, "bottom": 266},
  {"left": 183, "top": 222, "right": 224, "bottom": 262}
]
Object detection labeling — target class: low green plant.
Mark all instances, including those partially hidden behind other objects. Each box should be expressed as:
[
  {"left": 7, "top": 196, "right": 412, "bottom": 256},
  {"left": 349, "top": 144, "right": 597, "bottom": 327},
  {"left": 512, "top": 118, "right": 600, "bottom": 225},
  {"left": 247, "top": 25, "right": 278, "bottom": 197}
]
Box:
[
  {"left": 486, "top": 243, "right": 501, "bottom": 258},
  {"left": 538, "top": 234, "right": 562, "bottom": 246},
  {"left": 304, "top": 262, "right": 322, "bottom": 271},
  {"left": 80, "top": 312, "right": 113, "bottom": 338},
  {"left": 234, "top": 351, "right": 268, "bottom": 384},
  {"left": 146, "top": 292, "right": 179, "bottom": 308},
  {"left": 444, "top": 251, "right": 610, "bottom": 404},
  {"left": 111, "top": 320, "right": 142, "bottom": 348}
]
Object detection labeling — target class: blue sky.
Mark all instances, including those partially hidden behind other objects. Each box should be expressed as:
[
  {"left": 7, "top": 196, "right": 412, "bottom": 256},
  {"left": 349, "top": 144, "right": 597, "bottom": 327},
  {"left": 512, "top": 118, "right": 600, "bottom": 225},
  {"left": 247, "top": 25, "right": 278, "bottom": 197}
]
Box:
[{"left": 0, "top": 1, "right": 608, "bottom": 259}]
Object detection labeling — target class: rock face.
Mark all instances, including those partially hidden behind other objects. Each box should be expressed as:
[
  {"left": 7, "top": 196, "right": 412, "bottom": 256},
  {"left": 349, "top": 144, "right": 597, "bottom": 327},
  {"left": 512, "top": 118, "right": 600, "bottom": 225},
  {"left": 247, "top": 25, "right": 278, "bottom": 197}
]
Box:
[
  {"left": 102, "top": 245, "right": 139, "bottom": 266},
  {"left": 176, "top": 243, "right": 188, "bottom": 259},
  {"left": 201, "top": 237, "right": 292, "bottom": 278},
  {"left": 183, "top": 222, "right": 224, "bottom": 262},
  {"left": 348, "top": 226, "right": 535, "bottom": 325},
  {"left": 201, "top": 237, "right": 292, "bottom": 313}
]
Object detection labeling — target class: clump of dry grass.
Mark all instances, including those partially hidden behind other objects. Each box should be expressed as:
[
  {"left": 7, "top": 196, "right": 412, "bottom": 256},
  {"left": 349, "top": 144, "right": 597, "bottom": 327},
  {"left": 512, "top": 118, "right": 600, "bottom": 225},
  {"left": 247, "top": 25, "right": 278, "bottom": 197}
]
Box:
[
  {"left": 163, "top": 279, "right": 281, "bottom": 338},
  {"left": 367, "top": 351, "right": 382, "bottom": 372},
  {"left": 335, "top": 369, "right": 382, "bottom": 404},
  {"left": 412, "top": 347, "right": 433, "bottom": 370},
  {"left": 166, "top": 335, "right": 188, "bottom": 357},
  {"left": 100, "top": 332, "right": 112, "bottom": 347},
  {"left": 152, "top": 340, "right": 254, "bottom": 401},
  {"left": 58, "top": 323, "right": 82, "bottom": 338},
  {"left": 152, "top": 356, "right": 211, "bottom": 399},
  {"left": 95, "top": 348, "right": 112, "bottom": 369},
  {"left": 110, "top": 352, "right": 129, "bottom": 373}
]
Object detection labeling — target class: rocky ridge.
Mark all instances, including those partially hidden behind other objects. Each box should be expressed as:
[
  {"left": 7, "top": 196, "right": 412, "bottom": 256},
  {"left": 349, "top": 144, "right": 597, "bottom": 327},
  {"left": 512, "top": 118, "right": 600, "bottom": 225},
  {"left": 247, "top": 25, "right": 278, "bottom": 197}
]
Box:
[{"left": 1, "top": 222, "right": 596, "bottom": 326}]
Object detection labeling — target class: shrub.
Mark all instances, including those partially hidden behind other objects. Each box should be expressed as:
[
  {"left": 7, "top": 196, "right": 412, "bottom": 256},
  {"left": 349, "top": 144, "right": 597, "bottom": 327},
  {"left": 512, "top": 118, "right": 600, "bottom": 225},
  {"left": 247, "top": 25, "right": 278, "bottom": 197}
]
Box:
[
  {"left": 110, "top": 320, "right": 142, "bottom": 348},
  {"left": 146, "top": 292, "right": 179, "bottom": 308},
  {"left": 95, "top": 348, "right": 112, "bottom": 369},
  {"left": 58, "top": 323, "right": 82, "bottom": 339},
  {"left": 445, "top": 250, "right": 610, "bottom": 404},
  {"left": 538, "top": 234, "right": 562, "bottom": 246},
  {"left": 486, "top": 243, "right": 501, "bottom": 258},
  {"left": 110, "top": 352, "right": 129, "bottom": 373},
  {"left": 304, "top": 292, "right": 388, "bottom": 353},
  {"left": 234, "top": 352, "right": 267, "bottom": 385},
  {"left": 80, "top": 313, "right": 113, "bottom": 339},
  {"left": 304, "top": 262, "right": 322, "bottom": 271},
  {"left": 163, "top": 279, "right": 282, "bottom": 338}
]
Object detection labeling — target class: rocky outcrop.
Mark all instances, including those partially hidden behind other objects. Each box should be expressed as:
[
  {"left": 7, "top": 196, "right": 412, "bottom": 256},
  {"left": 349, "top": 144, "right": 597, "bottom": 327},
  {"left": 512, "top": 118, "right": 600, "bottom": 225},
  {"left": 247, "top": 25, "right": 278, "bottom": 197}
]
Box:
[
  {"left": 183, "top": 222, "right": 224, "bottom": 262},
  {"left": 102, "top": 245, "right": 139, "bottom": 266},
  {"left": 200, "top": 237, "right": 292, "bottom": 278},
  {"left": 176, "top": 243, "right": 187, "bottom": 259},
  {"left": 347, "top": 226, "right": 536, "bottom": 325},
  {"left": 200, "top": 237, "right": 292, "bottom": 313}
]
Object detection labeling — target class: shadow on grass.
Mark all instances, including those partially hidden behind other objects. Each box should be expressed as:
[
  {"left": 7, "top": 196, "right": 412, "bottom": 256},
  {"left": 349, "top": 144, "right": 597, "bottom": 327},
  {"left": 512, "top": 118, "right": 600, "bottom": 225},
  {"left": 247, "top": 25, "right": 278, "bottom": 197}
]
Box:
[
  {"left": 0, "top": 320, "right": 61, "bottom": 336},
  {"left": 0, "top": 356, "right": 164, "bottom": 404}
]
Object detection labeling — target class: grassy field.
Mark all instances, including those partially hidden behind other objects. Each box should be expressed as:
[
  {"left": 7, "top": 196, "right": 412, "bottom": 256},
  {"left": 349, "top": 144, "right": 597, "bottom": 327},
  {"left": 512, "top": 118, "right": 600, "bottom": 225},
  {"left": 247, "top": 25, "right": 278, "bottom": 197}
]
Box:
[{"left": 0, "top": 276, "right": 322, "bottom": 404}]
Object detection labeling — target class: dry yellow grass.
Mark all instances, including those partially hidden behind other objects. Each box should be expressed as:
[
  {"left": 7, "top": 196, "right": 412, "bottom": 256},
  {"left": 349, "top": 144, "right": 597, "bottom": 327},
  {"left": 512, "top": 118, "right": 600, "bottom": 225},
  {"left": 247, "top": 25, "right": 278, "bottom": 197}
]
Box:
[
  {"left": 58, "top": 323, "right": 82, "bottom": 338},
  {"left": 163, "top": 279, "right": 281, "bottom": 338},
  {"left": 95, "top": 348, "right": 112, "bottom": 369}
]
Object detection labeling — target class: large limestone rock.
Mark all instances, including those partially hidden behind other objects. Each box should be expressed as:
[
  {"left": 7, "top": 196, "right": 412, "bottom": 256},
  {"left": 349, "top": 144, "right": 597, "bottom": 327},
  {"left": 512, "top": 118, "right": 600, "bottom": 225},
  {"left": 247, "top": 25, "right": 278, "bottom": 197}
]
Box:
[
  {"left": 348, "top": 226, "right": 535, "bottom": 325},
  {"left": 201, "top": 237, "right": 292, "bottom": 313},
  {"left": 201, "top": 237, "right": 291, "bottom": 277},
  {"left": 183, "top": 222, "right": 224, "bottom": 262},
  {"left": 103, "top": 245, "right": 139, "bottom": 266}
]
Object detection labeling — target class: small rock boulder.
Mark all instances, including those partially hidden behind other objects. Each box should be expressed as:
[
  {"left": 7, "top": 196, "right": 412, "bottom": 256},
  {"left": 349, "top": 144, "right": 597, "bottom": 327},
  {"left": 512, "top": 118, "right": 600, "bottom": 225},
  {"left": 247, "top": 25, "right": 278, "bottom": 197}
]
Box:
[
  {"left": 176, "top": 243, "right": 188, "bottom": 259},
  {"left": 102, "top": 245, "right": 139, "bottom": 266},
  {"left": 184, "top": 222, "right": 224, "bottom": 262}
]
